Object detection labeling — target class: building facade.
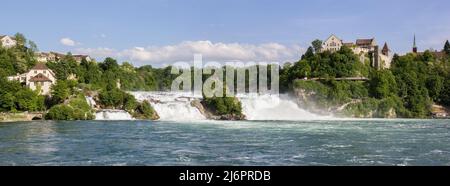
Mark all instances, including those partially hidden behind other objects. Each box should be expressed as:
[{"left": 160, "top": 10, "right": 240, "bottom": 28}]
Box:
[
  {"left": 321, "top": 34, "right": 343, "bottom": 52},
  {"left": 0, "top": 35, "right": 17, "bottom": 48},
  {"left": 36, "top": 52, "right": 91, "bottom": 63},
  {"left": 7, "top": 63, "right": 56, "bottom": 95}
]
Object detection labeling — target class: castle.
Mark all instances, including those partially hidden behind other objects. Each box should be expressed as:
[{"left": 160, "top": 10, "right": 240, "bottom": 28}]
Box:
[{"left": 321, "top": 34, "right": 392, "bottom": 69}]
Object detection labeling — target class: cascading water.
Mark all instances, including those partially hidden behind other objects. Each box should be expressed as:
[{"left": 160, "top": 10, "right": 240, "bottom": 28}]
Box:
[
  {"left": 238, "top": 94, "right": 329, "bottom": 120},
  {"left": 130, "top": 92, "right": 206, "bottom": 121},
  {"left": 85, "top": 96, "right": 96, "bottom": 108},
  {"left": 95, "top": 110, "right": 134, "bottom": 120}
]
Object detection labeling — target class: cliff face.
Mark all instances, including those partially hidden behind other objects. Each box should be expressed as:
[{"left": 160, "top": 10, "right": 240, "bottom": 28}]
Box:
[
  {"left": 431, "top": 105, "right": 450, "bottom": 119},
  {"left": 293, "top": 88, "right": 398, "bottom": 118}
]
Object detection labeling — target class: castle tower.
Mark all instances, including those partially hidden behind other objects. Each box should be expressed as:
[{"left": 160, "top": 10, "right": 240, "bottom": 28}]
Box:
[{"left": 413, "top": 34, "right": 418, "bottom": 53}]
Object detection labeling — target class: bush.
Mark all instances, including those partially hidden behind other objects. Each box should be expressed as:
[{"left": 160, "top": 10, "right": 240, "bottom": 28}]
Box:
[
  {"left": 45, "top": 94, "right": 94, "bottom": 120},
  {"left": 204, "top": 96, "right": 243, "bottom": 116},
  {"left": 133, "top": 100, "right": 158, "bottom": 120},
  {"left": 46, "top": 105, "right": 74, "bottom": 120}
]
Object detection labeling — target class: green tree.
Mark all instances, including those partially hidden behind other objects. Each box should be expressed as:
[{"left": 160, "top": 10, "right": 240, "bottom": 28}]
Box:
[
  {"left": 51, "top": 80, "right": 71, "bottom": 104},
  {"left": 311, "top": 39, "right": 323, "bottom": 53},
  {"left": 301, "top": 47, "right": 315, "bottom": 60},
  {"left": 14, "top": 33, "right": 26, "bottom": 46},
  {"left": 133, "top": 100, "right": 158, "bottom": 120},
  {"left": 290, "top": 60, "right": 311, "bottom": 79},
  {"left": 369, "top": 70, "right": 397, "bottom": 99},
  {"left": 444, "top": 40, "right": 450, "bottom": 55},
  {"left": 426, "top": 74, "right": 444, "bottom": 101}
]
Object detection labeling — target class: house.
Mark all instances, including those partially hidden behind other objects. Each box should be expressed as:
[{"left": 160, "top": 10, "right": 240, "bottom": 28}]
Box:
[
  {"left": 320, "top": 34, "right": 393, "bottom": 69},
  {"left": 0, "top": 35, "right": 17, "bottom": 48},
  {"left": 36, "top": 52, "right": 91, "bottom": 63},
  {"left": 72, "top": 55, "right": 92, "bottom": 63},
  {"left": 321, "top": 34, "right": 343, "bottom": 52},
  {"left": 7, "top": 63, "right": 56, "bottom": 95}
]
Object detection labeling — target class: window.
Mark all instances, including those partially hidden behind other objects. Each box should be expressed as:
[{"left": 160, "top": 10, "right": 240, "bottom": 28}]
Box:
[{"left": 34, "top": 71, "right": 37, "bottom": 74}]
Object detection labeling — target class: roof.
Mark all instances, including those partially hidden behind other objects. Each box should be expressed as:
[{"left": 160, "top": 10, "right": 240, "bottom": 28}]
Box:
[
  {"left": 343, "top": 42, "right": 354, "bottom": 47},
  {"left": 31, "top": 63, "right": 50, "bottom": 70},
  {"left": 356, "top": 39, "right": 375, "bottom": 46},
  {"left": 0, "top": 35, "right": 15, "bottom": 40},
  {"left": 29, "top": 73, "right": 52, "bottom": 82},
  {"left": 417, "top": 51, "right": 447, "bottom": 59},
  {"left": 324, "top": 34, "right": 342, "bottom": 43}
]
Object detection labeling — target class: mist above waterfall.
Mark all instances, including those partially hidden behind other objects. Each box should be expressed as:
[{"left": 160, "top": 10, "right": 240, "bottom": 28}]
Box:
[
  {"left": 238, "top": 94, "right": 330, "bottom": 121},
  {"left": 130, "top": 91, "right": 329, "bottom": 121}
]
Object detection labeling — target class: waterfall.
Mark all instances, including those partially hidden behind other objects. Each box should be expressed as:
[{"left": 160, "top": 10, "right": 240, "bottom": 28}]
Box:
[
  {"left": 95, "top": 110, "right": 134, "bottom": 120},
  {"left": 130, "top": 92, "right": 206, "bottom": 121},
  {"left": 238, "top": 94, "right": 329, "bottom": 120},
  {"left": 85, "top": 96, "right": 97, "bottom": 109}
]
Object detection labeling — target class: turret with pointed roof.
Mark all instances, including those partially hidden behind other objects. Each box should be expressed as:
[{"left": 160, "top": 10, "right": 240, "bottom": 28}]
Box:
[{"left": 382, "top": 42, "right": 390, "bottom": 56}]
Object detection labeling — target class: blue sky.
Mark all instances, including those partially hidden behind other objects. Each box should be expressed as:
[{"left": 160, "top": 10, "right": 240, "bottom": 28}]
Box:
[{"left": 1, "top": 0, "right": 449, "bottom": 65}]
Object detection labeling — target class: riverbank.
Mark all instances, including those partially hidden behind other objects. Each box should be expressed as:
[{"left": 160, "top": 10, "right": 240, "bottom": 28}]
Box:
[
  {"left": 0, "top": 112, "right": 44, "bottom": 122},
  {"left": 1, "top": 119, "right": 449, "bottom": 165}
]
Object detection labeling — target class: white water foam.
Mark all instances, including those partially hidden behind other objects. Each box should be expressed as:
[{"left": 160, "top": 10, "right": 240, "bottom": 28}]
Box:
[
  {"left": 85, "top": 96, "right": 97, "bottom": 108},
  {"left": 130, "top": 92, "right": 206, "bottom": 121},
  {"left": 95, "top": 110, "right": 134, "bottom": 120},
  {"left": 238, "top": 94, "right": 330, "bottom": 120}
]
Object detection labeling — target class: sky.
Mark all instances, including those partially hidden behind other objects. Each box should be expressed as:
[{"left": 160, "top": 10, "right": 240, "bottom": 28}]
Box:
[{"left": 1, "top": 0, "right": 449, "bottom": 66}]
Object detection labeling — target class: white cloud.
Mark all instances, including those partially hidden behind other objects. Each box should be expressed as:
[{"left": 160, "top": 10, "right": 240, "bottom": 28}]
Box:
[
  {"left": 75, "top": 47, "right": 117, "bottom": 58},
  {"left": 75, "top": 41, "right": 302, "bottom": 66},
  {"left": 60, "top": 38, "right": 78, "bottom": 46}
]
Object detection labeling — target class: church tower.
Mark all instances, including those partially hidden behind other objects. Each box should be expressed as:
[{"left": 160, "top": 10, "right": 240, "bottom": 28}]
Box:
[
  {"left": 382, "top": 42, "right": 390, "bottom": 56},
  {"left": 413, "top": 34, "right": 418, "bottom": 53}
]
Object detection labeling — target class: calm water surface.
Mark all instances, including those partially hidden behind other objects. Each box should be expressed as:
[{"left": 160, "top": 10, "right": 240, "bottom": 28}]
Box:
[{"left": 0, "top": 119, "right": 449, "bottom": 166}]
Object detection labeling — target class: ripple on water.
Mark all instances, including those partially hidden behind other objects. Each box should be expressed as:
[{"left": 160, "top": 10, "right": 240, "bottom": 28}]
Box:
[{"left": 0, "top": 119, "right": 449, "bottom": 165}]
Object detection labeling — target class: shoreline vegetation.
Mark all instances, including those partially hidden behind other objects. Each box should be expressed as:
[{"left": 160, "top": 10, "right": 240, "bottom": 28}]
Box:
[{"left": 1, "top": 33, "right": 450, "bottom": 122}]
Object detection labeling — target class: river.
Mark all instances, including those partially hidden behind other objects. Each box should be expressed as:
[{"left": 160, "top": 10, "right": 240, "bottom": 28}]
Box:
[{"left": 0, "top": 119, "right": 449, "bottom": 165}]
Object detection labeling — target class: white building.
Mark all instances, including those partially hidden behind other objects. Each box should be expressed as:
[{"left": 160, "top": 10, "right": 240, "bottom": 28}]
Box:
[
  {"left": 0, "top": 35, "right": 17, "bottom": 48},
  {"left": 321, "top": 34, "right": 343, "bottom": 52},
  {"left": 7, "top": 63, "right": 56, "bottom": 95}
]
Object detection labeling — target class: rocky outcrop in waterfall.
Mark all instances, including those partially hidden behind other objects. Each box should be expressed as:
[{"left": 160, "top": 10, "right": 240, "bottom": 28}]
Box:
[{"left": 191, "top": 100, "right": 246, "bottom": 120}]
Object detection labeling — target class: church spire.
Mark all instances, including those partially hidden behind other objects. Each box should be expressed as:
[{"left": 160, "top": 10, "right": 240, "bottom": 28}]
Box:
[{"left": 413, "top": 34, "right": 418, "bottom": 53}]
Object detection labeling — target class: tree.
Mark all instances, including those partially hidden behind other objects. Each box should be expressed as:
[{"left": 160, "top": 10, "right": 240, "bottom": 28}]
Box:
[
  {"left": 100, "top": 57, "right": 119, "bottom": 71},
  {"left": 51, "top": 80, "right": 71, "bottom": 104},
  {"left": 311, "top": 39, "right": 323, "bottom": 53},
  {"left": 426, "top": 74, "right": 444, "bottom": 101},
  {"left": 369, "top": 70, "right": 397, "bottom": 99},
  {"left": 444, "top": 40, "right": 450, "bottom": 55},
  {"left": 133, "top": 100, "right": 157, "bottom": 120},
  {"left": 290, "top": 60, "right": 311, "bottom": 79},
  {"left": 14, "top": 33, "right": 26, "bottom": 46},
  {"left": 301, "top": 47, "right": 315, "bottom": 60}
]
